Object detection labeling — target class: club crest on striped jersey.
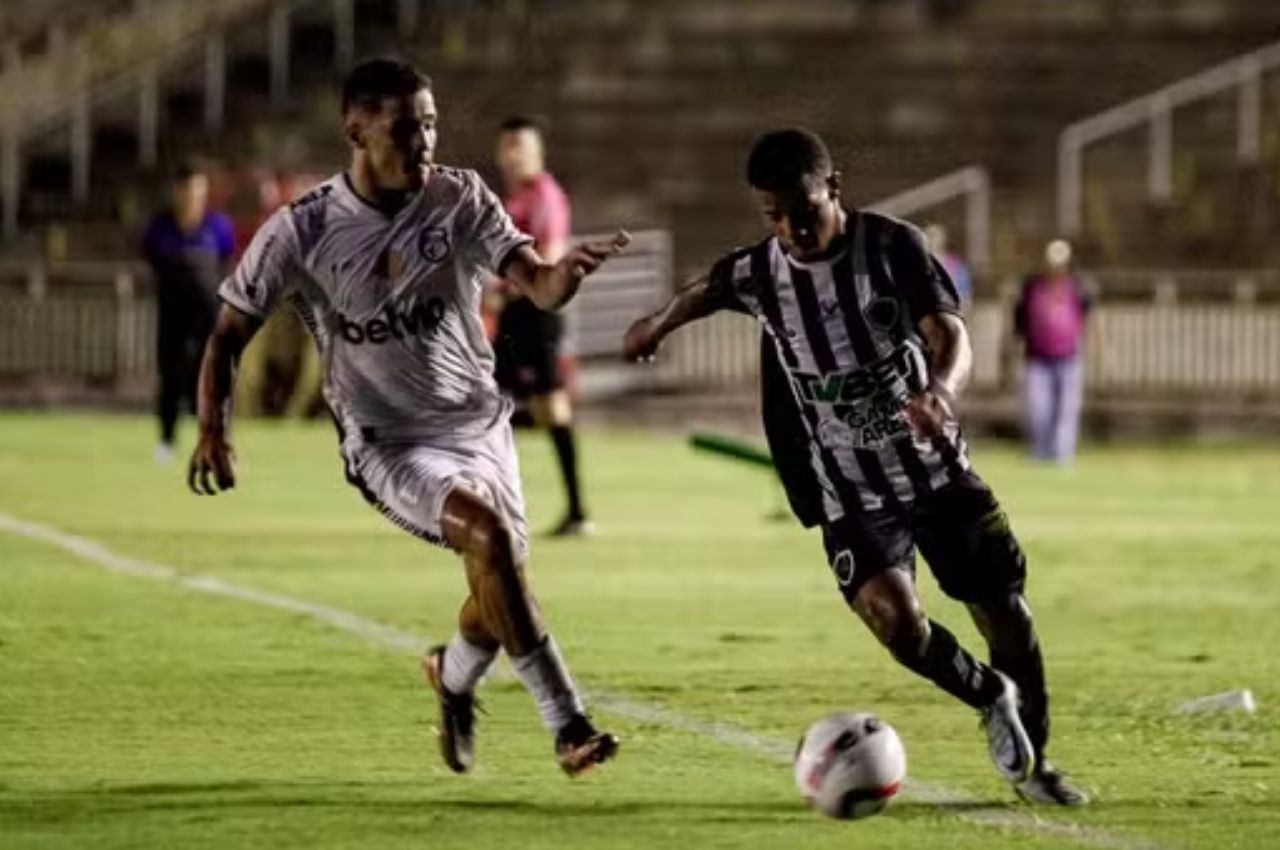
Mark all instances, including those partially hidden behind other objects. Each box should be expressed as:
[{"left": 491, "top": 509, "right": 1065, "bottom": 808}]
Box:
[{"left": 866, "top": 297, "right": 901, "bottom": 333}]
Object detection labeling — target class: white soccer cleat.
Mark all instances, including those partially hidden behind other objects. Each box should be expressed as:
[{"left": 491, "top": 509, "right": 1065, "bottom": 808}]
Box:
[{"left": 980, "top": 671, "right": 1036, "bottom": 784}]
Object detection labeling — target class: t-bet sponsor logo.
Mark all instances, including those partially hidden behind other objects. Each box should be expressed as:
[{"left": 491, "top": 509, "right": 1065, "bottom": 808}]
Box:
[
  {"left": 336, "top": 298, "right": 447, "bottom": 345},
  {"left": 790, "top": 342, "right": 926, "bottom": 405}
]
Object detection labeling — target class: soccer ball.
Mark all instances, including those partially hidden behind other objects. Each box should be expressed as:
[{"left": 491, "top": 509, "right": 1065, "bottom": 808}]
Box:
[{"left": 794, "top": 712, "right": 906, "bottom": 819}]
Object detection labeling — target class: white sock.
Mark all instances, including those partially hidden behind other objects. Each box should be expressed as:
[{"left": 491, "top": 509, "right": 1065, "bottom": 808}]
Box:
[
  {"left": 441, "top": 634, "right": 498, "bottom": 695},
  {"left": 511, "top": 636, "right": 585, "bottom": 732}
]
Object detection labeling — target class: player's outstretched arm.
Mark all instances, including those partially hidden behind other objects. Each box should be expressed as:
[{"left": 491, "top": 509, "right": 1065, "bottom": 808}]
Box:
[
  {"left": 188, "top": 304, "right": 263, "bottom": 495},
  {"left": 902, "top": 312, "right": 972, "bottom": 440},
  {"left": 502, "top": 230, "right": 630, "bottom": 312},
  {"left": 622, "top": 273, "right": 721, "bottom": 362}
]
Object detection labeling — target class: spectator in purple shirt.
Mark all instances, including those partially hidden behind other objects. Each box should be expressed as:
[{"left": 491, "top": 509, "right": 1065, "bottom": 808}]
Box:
[
  {"left": 142, "top": 162, "right": 235, "bottom": 462},
  {"left": 925, "top": 223, "right": 973, "bottom": 308},
  {"left": 1014, "top": 239, "right": 1091, "bottom": 464}
]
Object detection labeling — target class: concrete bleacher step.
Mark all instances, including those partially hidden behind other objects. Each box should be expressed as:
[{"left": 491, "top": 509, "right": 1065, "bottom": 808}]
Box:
[{"left": 6, "top": 0, "right": 1278, "bottom": 276}]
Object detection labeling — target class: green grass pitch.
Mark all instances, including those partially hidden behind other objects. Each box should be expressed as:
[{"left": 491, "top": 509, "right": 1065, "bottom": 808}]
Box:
[{"left": 1, "top": 413, "right": 1277, "bottom": 849}]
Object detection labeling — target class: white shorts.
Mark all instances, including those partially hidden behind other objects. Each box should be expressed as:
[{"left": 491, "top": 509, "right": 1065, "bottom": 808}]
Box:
[{"left": 340, "top": 422, "right": 529, "bottom": 559}]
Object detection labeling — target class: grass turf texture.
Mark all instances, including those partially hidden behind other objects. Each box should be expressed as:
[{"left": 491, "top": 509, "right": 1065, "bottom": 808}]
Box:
[{"left": 1, "top": 413, "right": 1277, "bottom": 850}]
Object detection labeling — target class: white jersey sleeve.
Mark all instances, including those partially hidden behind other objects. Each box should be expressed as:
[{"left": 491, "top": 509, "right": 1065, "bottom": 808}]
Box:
[
  {"left": 455, "top": 170, "right": 533, "bottom": 276},
  {"left": 218, "top": 208, "right": 301, "bottom": 319}
]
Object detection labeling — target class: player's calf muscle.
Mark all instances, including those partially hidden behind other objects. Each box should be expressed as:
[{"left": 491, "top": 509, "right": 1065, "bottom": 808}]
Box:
[
  {"left": 458, "top": 596, "right": 500, "bottom": 652},
  {"left": 853, "top": 570, "right": 929, "bottom": 661},
  {"left": 444, "top": 491, "right": 544, "bottom": 655}
]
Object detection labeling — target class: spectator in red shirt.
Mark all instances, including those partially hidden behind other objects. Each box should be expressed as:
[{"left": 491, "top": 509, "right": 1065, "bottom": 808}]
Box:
[{"left": 492, "top": 116, "right": 591, "bottom": 536}]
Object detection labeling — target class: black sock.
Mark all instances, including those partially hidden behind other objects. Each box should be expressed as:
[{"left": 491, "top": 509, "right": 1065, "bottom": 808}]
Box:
[
  {"left": 158, "top": 381, "right": 179, "bottom": 446},
  {"left": 898, "top": 620, "right": 1004, "bottom": 710},
  {"left": 992, "top": 635, "right": 1050, "bottom": 757},
  {"left": 550, "top": 424, "right": 585, "bottom": 521}
]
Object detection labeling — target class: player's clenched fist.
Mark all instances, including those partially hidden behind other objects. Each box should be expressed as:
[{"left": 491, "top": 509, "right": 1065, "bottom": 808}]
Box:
[
  {"left": 902, "top": 386, "right": 956, "bottom": 441},
  {"left": 188, "top": 433, "right": 236, "bottom": 495},
  {"left": 622, "top": 316, "right": 663, "bottom": 363}
]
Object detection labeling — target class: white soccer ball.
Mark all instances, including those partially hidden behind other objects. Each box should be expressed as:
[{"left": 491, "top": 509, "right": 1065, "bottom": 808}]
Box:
[{"left": 794, "top": 712, "right": 906, "bottom": 819}]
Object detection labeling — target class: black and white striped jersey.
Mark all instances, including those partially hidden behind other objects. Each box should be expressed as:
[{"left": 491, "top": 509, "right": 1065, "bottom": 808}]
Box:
[{"left": 708, "top": 209, "right": 971, "bottom": 521}]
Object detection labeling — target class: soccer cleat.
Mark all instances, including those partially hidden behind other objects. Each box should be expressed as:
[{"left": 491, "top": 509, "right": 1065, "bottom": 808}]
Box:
[
  {"left": 549, "top": 516, "right": 595, "bottom": 538},
  {"left": 979, "top": 671, "right": 1036, "bottom": 784},
  {"left": 422, "top": 645, "right": 479, "bottom": 774},
  {"left": 554, "top": 714, "right": 619, "bottom": 776},
  {"left": 1016, "top": 761, "right": 1090, "bottom": 806}
]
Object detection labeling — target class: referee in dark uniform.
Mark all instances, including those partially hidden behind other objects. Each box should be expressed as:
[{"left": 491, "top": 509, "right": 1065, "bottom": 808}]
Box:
[{"left": 492, "top": 116, "right": 591, "bottom": 536}]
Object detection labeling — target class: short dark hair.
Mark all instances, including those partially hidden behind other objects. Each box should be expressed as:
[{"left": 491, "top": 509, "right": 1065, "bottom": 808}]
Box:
[
  {"left": 498, "top": 114, "right": 544, "bottom": 135},
  {"left": 341, "top": 58, "right": 432, "bottom": 114},
  {"left": 173, "top": 159, "right": 205, "bottom": 182},
  {"left": 746, "top": 128, "right": 833, "bottom": 192}
]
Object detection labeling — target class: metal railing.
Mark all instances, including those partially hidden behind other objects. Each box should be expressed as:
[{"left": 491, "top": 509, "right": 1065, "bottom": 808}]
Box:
[
  {"left": 0, "top": 231, "right": 674, "bottom": 399},
  {"left": 0, "top": 0, "right": 373, "bottom": 239},
  {"left": 1057, "top": 38, "right": 1280, "bottom": 236},
  {"left": 868, "top": 165, "right": 991, "bottom": 272}
]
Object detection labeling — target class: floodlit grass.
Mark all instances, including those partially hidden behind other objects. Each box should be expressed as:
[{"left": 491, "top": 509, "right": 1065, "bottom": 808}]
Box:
[{"left": 1, "top": 413, "right": 1277, "bottom": 849}]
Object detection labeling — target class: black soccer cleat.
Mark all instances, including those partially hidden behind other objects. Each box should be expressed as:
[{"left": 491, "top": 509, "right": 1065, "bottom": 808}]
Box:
[
  {"left": 422, "top": 645, "right": 480, "bottom": 774},
  {"left": 549, "top": 516, "right": 596, "bottom": 538},
  {"left": 554, "top": 713, "right": 619, "bottom": 776},
  {"left": 1016, "top": 761, "right": 1090, "bottom": 806}
]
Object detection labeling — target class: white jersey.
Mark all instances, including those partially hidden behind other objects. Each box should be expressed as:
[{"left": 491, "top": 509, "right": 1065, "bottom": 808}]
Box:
[{"left": 219, "top": 167, "right": 532, "bottom": 440}]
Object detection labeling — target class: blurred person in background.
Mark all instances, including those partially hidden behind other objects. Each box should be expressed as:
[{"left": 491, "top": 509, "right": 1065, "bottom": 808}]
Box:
[
  {"left": 232, "top": 169, "right": 328, "bottom": 419},
  {"left": 142, "top": 161, "right": 235, "bottom": 462},
  {"left": 492, "top": 116, "right": 591, "bottom": 537},
  {"left": 1014, "top": 239, "right": 1091, "bottom": 464},
  {"left": 925, "top": 223, "right": 972, "bottom": 309}
]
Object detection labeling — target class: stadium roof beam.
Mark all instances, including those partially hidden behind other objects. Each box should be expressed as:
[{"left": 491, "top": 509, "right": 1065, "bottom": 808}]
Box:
[
  {"left": 1, "top": 127, "right": 17, "bottom": 240},
  {"left": 138, "top": 62, "right": 159, "bottom": 170},
  {"left": 269, "top": 5, "right": 290, "bottom": 106},
  {"left": 204, "top": 31, "right": 225, "bottom": 133},
  {"left": 71, "top": 92, "right": 90, "bottom": 205},
  {"left": 397, "top": 0, "right": 420, "bottom": 39},
  {"left": 334, "top": 0, "right": 354, "bottom": 73}
]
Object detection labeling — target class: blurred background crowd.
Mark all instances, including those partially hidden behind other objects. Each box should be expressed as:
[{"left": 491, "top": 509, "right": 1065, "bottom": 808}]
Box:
[{"left": 2, "top": 0, "right": 1279, "bottom": 461}]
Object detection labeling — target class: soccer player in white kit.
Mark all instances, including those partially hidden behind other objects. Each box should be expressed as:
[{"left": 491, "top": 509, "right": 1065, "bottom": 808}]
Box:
[{"left": 188, "top": 59, "right": 627, "bottom": 776}]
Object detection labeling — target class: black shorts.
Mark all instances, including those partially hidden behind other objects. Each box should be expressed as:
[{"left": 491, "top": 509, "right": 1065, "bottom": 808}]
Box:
[
  {"left": 494, "top": 298, "right": 564, "bottom": 398},
  {"left": 821, "top": 472, "right": 1027, "bottom": 605}
]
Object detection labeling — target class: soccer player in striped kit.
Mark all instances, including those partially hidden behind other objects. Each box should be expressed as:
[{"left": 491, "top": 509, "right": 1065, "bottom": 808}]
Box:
[
  {"left": 188, "top": 59, "right": 626, "bottom": 776},
  {"left": 624, "top": 129, "right": 1087, "bottom": 805}
]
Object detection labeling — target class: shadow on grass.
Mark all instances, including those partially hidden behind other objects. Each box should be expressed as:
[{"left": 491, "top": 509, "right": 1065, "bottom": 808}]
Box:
[{"left": 0, "top": 780, "right": 805, "bottom": 826}]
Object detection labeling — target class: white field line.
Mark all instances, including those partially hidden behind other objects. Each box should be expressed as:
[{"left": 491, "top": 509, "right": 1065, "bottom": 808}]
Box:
[{"left": 0, "top": 511, "right": 1173, "bottom": 850}]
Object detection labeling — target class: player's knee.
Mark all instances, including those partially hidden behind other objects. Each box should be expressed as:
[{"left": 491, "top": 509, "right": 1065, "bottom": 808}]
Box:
[
  {"left": 855, "top": 578, "right": 929, "bottom": 663},
  {"left": 881, "top": 607, "right": 930, "bottom": 664},
  {"left": 972, "top": 591, "right": 1034, "bottom": 639},
  {"left": 461, "top": 509, "right": 518, "bottom": 575}
]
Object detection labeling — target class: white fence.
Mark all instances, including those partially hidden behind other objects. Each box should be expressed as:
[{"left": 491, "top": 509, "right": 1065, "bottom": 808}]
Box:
[
  {"left": 660, "top": 274, "right": 1280, "bottom": 399},
  {"left": 3, "top": 253, "right": 1280, "bottom": 406}
]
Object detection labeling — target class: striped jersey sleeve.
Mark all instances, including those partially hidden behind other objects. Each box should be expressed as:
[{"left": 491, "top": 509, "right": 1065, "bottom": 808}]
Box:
[
  {"left": 884, "top": 219, "right": 962, "bottom": 323},
  {"left": 705, "top": 244, "right": 763, "bottom": 316}
]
